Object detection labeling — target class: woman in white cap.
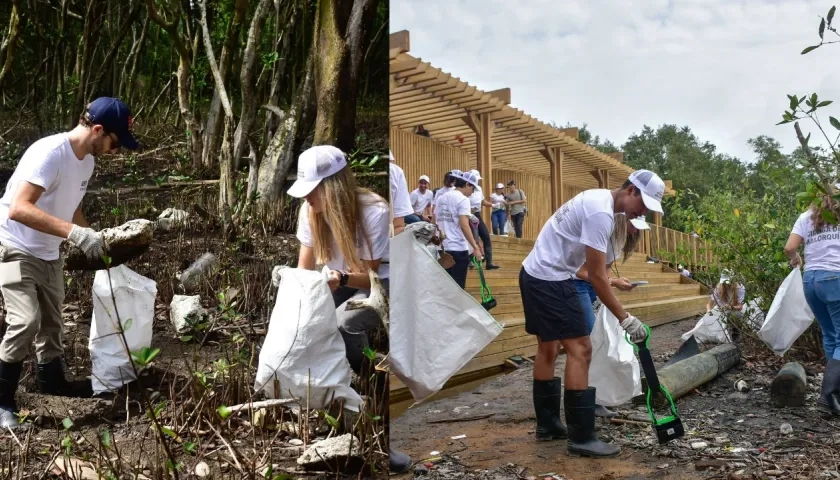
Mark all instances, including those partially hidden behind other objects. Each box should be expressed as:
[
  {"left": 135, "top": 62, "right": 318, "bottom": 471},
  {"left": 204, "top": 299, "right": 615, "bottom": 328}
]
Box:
[
  {"left": 490, "top": 183, "right": 508, "bottom": 235},
  {"left": 785, "top": 191, "right": 840, "bottom": 415},
  {"left": 434, "top": 170, "right": 484, "bottom": 288},
  {"left": 572, "top": 214, "right": 646, "bottom": 418},
  {"left": 706, "top": 269, "right": 745, "bottom": 314}
]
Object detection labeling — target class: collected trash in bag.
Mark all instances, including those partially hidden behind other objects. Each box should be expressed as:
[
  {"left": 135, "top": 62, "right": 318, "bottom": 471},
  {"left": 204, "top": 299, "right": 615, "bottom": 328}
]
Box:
[
  {"left": 253, "top": 266, "right": 362, "bottom": 412},
  {"left": 759, "top": 268, "right": 814, "bottom": 356},
  {"left": 590, "top": 305, "right": 642, "bottom": 406},
  {"left": 390, "top": 232, "right": 503, "bottom": 403},
  {"left": 89, "top": 265, "right": 157, "bottom": 394},
  {"left": 682, "top": 308, "right": 731, "bottom": 345}
]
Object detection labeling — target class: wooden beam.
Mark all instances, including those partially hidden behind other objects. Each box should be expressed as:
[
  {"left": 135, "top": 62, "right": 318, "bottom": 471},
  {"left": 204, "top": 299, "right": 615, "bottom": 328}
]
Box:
[
  {"left": 389, "top": 30, "right": 410, "bottom": 53},
  {"left": 477, "top": 113, "right": 494, "bottom": 220},
  {"left": 608, "top": 152, "right": 624, "bottom": 163},
  {"left": 590, "top": 168, "right": 609, "bottom": 188},
  {"left": 462, "top": 112, "right": 480, "bottom": 134},
  {"left": 560, "top": 127, "right": 579, "bottom": 139},
  {"left": 487, "top": 88, "right": 511, "bottom": 105}
]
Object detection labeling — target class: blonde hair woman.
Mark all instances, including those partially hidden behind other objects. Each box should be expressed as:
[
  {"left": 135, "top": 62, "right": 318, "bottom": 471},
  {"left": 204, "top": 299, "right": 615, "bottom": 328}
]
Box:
[{"left": 706, "top": 270, "right": 745, "bottom": 313}]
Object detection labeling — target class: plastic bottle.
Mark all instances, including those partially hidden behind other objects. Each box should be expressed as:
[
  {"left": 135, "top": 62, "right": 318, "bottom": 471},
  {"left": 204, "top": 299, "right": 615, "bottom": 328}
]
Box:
[{"left": 179, "top": 252, "right": 219, "bottom": 291}]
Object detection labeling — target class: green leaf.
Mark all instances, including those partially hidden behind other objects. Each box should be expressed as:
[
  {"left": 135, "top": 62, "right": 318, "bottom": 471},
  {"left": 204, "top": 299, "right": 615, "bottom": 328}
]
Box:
[
  {"left": 763, "top": 223, "right": 776, "bottom": 229},
  {"left": 820, "top": 18, "right": 826, "bottom": 39},
  {"left": 179, "top": 335, "right": 193, "bottom": 342},
  {"left": 818, "top": 100, "right": 834, "bottom": 107},
  {"left": 802, "top": 44, "right": 820, "bottom": 54},
  {"left": 811, "top": 93, "right": 818, "bottom": 106},
  {"left": 184, "top": 441, "right": 197, "bottom": 454},
  {"left": 829, "top": 6, "right": 836, "bottom": 25},
  {"left": 122, "top": 317, "right": 133, "bottom": 332},
  {"left": 101, "top": 429, "right": 112, "bottom": 447},
  {"left": 161, "top": 426, "right": 177, "bottom": 438},
  {"left": 822, "top": 209, "right": 838, "bottom": 224},
  {"left": 62, "top": 417, "right": 73, "bottom": 430},
  {"left": 831, "top": 117, "right": 840, "bottom": 130},
  {"left": 217, "top": 405, "right": 232, "bottom": 419},
  {"left": 789, "top": 94, "right": 798, "bottom": 110}
]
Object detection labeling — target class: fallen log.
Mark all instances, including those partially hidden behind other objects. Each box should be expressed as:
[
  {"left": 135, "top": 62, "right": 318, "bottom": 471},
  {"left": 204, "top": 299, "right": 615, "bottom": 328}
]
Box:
[
  {"left": 770, "top": 362, "right": 807, "bottom": 407},
  {"left": 64, "top": 219, "right": 155, "bottom": 271},
  {"left": 634, "top": 343, "right": 740, "bottom": 407}
]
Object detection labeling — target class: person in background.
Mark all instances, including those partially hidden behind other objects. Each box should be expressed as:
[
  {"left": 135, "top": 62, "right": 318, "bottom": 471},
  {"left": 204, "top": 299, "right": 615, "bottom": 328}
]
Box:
[
  {"left": 678, "top": 263, "right": 692, "bottom": 278},
  {"left": 507, "top": 179, "right": 527, "bottom": 239},
  {"left": 521, "top": 169, "right": 664, "bottom": 458},
  {"left": 785, "top": 195, "right": 840, "bottom": 415},
  {"left": 468, "top": 169, "right": 499, "bottom": 270},
  {"left": 287, "top": 145, "right": 410, "bottom": 472},
  {"left": 410, "top": 175, "right": 434, "bottom": 222},
  {"left": 573, "top": 214, "right": 646, "bottom": 418},
  {"left": 432, "top": 170, "right": 456, "bottom": 215},
  {"left": 388, "top": 151, "right": 415, "bottom": 232},
  {"left": 434, "top": 170, "right": 484, "bottom": 288},
  {"left": 706, "top": 270, "right": 745, "bottom": 314},
  {"left": 0, "top": 97, "right": 139, "bottom": 429},
  {"left": 490, "top": 183, "right": 508, "bottom": 235}
]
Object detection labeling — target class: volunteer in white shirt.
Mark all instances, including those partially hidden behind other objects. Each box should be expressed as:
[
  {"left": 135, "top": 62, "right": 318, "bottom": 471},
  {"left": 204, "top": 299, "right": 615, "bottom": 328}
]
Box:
[
  {"left": 573, "top": 214, "right": 647, "bottom": 418},
  {"left": 468, "top": 169, "right": 499, "bottom": 270},
  {"left": 706, "top": 270, "right": 745, "bottom": 314},
  {"left": 0, "top": 97, "right": 140, "bottom": 429},
  {"left": 434, "top": 170, "right": 484, "bottom": 288},
  {"left": 785, "top": 198, "right": 840, "bottom": 415},
  {"left": 520, "top": 169, "right": 665, "bottom": 458},
  {"left": 432, "top": 171, "right": 456, "bottom": 215},
  {"left": 490, "top": 183, "right": 508, "bottom": 235},
  {"left": 388, "top": 151, "right": 414, "bottom": 233},
  {"left": 410, "top": 175, "right": 434, "bottom": 222}
]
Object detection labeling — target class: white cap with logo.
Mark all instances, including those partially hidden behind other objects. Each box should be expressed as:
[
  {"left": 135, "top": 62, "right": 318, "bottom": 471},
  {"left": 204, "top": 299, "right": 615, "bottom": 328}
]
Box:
[
  {"left": 455, "top": 170, "right": 480, "bottom": 188},
  {"left": 496, "top": 183, "right": 504, "bottom": 189},
  {"left": 469, "top": 169, "right": 482, "bottom": 181},
  {"left": 287, "top": 145, "right": 348, "bottom": 198},
  {"left": 628, "top": 169, "right": 666, "bottom": 215}
]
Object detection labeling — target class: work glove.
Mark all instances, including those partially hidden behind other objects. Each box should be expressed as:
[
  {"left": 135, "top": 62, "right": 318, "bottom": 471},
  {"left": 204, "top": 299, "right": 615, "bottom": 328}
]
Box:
[
  {"left": 620, "top": 314, "right": 648, "bottom": 343},
  {"left": 67, "top": 225, "right": 106, "bottom": 260},
  {"left": 271, "top": 265, "right": 282, "bottom": 288}
]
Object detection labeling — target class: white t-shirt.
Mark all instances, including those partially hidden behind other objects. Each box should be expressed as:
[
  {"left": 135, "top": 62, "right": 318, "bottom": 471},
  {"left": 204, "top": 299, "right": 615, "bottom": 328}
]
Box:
[
  {"left": 491, "top": 193, "right": 506, "bottom": 211},
  {"left": 410, "top": 188, "right": 434, "bottom": 214},
  {"left": 434, "top": 189, "right": 472, "bottom": 252},
  {"left": 389, "top": 162, "right": 413, "bottom": 218},
  {"left": 0, "top": 133, "right": 94, "bottom": 261},
  {"left": 469, "top": 185, "right": 484, "bottom": 211},
  {"left": 297, "top": 192, "right": 391, "bottom": 279},
  {"left": 792, "top": 210, "right": 840, "bottom": 272},
  {"left": 523, "top": 189, "right": 615, "bottom": 282}
]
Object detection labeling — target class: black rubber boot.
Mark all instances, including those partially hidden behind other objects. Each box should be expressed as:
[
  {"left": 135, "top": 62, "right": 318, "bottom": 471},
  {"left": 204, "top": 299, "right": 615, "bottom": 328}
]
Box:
[
  {"left": 0, "top": 360, "right": 23, "bottom": 429},
  {"left": 533, "top": 377, "right": 568, "bottom": 441},
  {"left": 37, "top": 357, "right": 93, "bottom": 398},
  {"left": 565, "top": 387, "right": 621, "bottom": 457},
  {"left": 818, "top": 359, "right": 840, "bottom": 415},
  {"left": 389, "top": 447, "right": 413, "bottom": 473},
  {"left": 594, "top": 404, "right": 618, "bottom": 418}
]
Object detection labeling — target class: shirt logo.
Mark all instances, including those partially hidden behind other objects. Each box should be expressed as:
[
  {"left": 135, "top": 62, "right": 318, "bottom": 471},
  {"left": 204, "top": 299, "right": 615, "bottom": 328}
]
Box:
[
  {"left": 80, "top": 180, "right": 88, "bottom": 192},
  {"left": 297, "top": 169, "right": 305, "bottom": 179}
]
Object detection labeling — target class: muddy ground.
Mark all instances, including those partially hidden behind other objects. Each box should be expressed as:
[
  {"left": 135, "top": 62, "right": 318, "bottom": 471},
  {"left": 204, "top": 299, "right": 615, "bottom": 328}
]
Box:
[{"left": 392, "top": 317, "right": 840, "bottom": 480}]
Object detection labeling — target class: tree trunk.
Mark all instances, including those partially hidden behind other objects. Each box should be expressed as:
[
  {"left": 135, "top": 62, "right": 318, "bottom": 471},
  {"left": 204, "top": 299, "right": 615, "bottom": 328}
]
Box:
[
  {"left": 89, "top": 1, "right": 144, "bottom": 98},
  {"left": 338, "top": 0, "right": 376, "bottom": 151},
  {"left": 122, "top": 12, "right": 149, "bottom": 101},
  {"left": 0, "top": 0, "right": 22, "bottom": 90},
  {"left": 232, "top": 0, "right": 273, "bottom": 170},
  {"left": 311, "top": 0, "right": 351, "bottom": 147},
  {"left": 201, "top": 0, "right": 248, "bottom": 170},
  {"left": 72, "top": 0, "right": 98, "bottom": 125},
  {"left": 177, "top": 54, "right": 203, "bottom": 169},
  {"left": 257, "top": 51, "right": 315, "bottom": 206},
  {"left": 263, "top": 1, "right": 295, "bottom": 150}
]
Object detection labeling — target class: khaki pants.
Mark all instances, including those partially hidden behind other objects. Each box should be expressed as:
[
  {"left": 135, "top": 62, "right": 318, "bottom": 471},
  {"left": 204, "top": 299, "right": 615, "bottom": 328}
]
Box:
[{"left": 0, "top": 244, "right": 65, "bottom": 363}]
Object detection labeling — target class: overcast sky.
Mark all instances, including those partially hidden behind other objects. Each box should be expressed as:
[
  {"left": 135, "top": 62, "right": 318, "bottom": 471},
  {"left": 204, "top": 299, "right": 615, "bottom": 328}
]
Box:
[{"left": 391, "top": 0, "right": 840, "bottom": 163}]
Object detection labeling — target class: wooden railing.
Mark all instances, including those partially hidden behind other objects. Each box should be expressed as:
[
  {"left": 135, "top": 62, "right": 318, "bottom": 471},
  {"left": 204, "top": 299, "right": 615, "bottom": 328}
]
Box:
[{"left": 634, "top": 224, "right": 712, "bottom": 270}]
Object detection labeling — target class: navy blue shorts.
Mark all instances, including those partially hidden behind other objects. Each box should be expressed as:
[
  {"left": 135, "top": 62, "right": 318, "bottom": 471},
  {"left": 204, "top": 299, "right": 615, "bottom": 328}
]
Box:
[{"left": 519, "top": 267, "right": 588, "bottom": 341}]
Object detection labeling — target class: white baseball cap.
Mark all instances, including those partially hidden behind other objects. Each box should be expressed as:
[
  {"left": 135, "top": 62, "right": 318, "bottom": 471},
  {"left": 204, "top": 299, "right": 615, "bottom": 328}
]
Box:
[
  {"left": 469, "top": 169, "right": 482, "bottom": 181},
  {"left": 719, "top": 269, "right": 733, "bottom": 284},
  {"left": 456, "top": 170, "right": 480, "bottom": 188},
  {"left": 419, "top": 175, "right": 430, "bottom": 183},
  {"left": 287, "top": 145, "right": 348, "bottom": 198},
  {"left": 629, "top": 216, "right": 650, "bottom": 230},
  {"left": 628, "top": 169, "right": 666, "bottom": 215},
  {"left": 496, "top": 183, "right": 504, "bottom": 189}
]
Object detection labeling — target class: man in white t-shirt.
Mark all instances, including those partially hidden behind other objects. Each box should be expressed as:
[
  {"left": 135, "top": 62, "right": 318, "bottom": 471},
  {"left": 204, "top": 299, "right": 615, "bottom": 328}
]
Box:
[
  {"left": 0, "top": 97, "right": 140, "bottom": 429},
  {"left": 520, "top": 169, "right": 665, "bottom": 458},
  {"left": 410, "top": 175, "right": 434, "bottom": 222}
]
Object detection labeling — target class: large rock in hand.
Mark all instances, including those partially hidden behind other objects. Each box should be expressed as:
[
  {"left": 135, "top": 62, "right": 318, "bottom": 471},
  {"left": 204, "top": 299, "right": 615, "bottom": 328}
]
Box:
[
  {"left": 297, "top": 434, "right": 364, "bottom": 473},
  {"left": 64, "top": 219, "right": 155, "bottom": 271}
]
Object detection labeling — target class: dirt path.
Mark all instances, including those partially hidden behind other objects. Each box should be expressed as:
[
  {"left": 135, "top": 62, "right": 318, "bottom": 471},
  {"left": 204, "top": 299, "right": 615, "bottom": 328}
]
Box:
[{"left": 392, "top": 317, "right": 840, "bottom": 479}]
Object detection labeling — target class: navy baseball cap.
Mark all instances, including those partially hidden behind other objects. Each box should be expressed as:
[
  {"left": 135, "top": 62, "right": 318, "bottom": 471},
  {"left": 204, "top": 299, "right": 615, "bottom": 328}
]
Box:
[{"left": 86, "top": 97, "right": 139, "bottom": 150}]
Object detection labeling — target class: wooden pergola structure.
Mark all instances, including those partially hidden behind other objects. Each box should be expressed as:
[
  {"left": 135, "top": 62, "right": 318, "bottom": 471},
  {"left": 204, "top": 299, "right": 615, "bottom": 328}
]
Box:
[{"left": 389, "top": 30, "right": 674, "bottom": 230}]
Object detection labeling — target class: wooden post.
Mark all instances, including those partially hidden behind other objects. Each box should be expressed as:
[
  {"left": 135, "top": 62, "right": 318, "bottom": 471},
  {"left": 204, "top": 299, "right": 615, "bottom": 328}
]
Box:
[
  {"left": 464, "top": 112, "right": 494, "bottom": 220},
  {"left": 539, "top": 146, "right": 564, "bottom": 212},
  {"left": 771, "top": 362, "right": 807, "bottom": 407}
]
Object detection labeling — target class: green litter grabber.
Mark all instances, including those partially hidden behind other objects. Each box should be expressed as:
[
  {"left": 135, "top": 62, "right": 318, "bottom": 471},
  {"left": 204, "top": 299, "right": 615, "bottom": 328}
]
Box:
[
  {"left": 471, "top": 256, "right": 496, "bottom": 311},
  {"left": 625, "top": 324, "right": 684, "bottom": 444}
]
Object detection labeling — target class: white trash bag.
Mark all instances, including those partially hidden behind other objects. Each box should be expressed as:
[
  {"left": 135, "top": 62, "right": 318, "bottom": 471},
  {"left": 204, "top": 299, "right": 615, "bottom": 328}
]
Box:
[
  {"left": 254, "top": 266, "right": 362, "bottom": 412},
  {"left": 759, "top": 268, "right": 814, "bottom": 356},
  {"left": 390, "top": 232, "right": 503, "bottom": 403},
  {"left": 681, "top": 308, "right": 731, "bottom": 344},
  {"left": 89, "top": 265, "right": 157, "bottom": 394},
  {"left": 589, "top": 305, "right": 642, "bottom": 406},
  {"left": 504, "top": 218, "right": 514, "bottom": 236}
]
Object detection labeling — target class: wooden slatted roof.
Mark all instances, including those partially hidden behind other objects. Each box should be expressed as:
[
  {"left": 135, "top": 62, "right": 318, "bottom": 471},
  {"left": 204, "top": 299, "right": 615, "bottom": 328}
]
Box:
[{"left": 389, "top": 31, "right": 676, "bottom": 194}]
